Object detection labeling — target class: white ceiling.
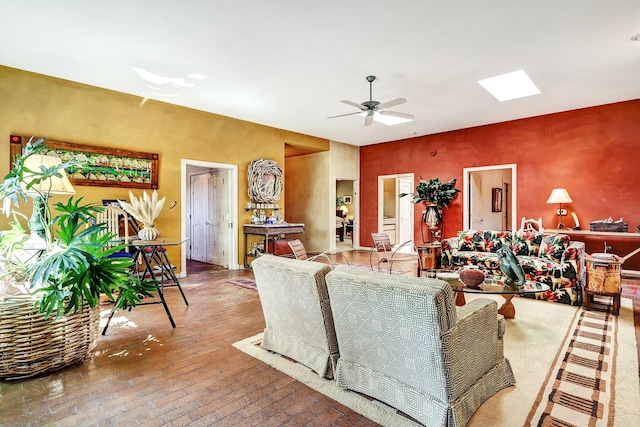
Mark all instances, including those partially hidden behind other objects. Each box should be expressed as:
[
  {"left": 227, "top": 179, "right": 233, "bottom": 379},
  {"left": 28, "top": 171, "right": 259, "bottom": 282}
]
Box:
[{"left": 1, "top": 1, "right": 639, "bottom": 146}]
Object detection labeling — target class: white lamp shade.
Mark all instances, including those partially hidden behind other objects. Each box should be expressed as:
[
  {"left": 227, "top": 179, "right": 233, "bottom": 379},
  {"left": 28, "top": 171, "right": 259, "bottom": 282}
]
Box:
[
  {"left": 546, "top": 188, "right": 572, "bottom": 204},
  {"left": 23, "top": 155, "right": 76, "bottom": 195},
  {"left": 340, "top": 205, "right": 349, "bottom": 213}
]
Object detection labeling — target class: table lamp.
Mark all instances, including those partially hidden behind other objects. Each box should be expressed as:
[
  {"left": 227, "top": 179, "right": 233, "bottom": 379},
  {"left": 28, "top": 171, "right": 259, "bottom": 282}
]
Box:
[
  {"left": 23, "top": 154, "right": 76, "bottom": 244},
  {"left": 546, "top": 188, "right": 572, "bottom": 229}
]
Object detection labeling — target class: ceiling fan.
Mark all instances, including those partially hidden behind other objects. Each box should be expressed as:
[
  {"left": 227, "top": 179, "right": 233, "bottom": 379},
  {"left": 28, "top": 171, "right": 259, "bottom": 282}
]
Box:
[{"left": 328, "top": 75, "right": 414, "bottom": 126}]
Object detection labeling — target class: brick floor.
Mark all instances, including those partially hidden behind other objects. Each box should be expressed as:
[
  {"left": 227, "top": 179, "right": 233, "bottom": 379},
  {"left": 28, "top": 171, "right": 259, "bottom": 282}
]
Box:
[{"left": 1, "top": 250, "right": 638, "bottom": 426}]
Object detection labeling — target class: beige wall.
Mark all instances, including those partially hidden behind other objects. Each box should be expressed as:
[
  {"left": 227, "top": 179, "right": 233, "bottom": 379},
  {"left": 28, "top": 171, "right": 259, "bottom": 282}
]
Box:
[
  {"left": 284, "top": 152, "right": 331, "bottom": 251},
  {"left": 0, "top": 66, "right": 329, "bottom": 268},
  {"left": 330, "top": 141, "right": 359, "bottom": 247}
]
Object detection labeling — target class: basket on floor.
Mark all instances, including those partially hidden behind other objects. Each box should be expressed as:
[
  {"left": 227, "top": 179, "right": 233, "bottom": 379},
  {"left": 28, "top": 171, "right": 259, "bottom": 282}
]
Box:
[{"left": 0, "top": 295, "right": 100, "bottom": 380}]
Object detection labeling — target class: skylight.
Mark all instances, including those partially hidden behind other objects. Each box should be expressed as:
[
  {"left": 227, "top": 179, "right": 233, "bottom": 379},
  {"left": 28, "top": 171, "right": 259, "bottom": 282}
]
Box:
[{"left": 478, "top": 70, "right": 540, "bottom": 102}]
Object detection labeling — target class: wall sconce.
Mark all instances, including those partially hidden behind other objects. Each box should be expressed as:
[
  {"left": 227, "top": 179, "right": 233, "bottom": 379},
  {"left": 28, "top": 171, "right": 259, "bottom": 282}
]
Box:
[{"left": 546, "top": 188, "right": 573, "bottom": 229}]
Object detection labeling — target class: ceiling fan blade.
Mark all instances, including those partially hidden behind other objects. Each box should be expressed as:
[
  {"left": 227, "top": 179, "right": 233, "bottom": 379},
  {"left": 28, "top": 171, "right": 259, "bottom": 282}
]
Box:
[
  {"left": 327, "top": 111, "right": 362, "bottom": 119},
  {"left": 378, "top": 110, "right": 414, "bottom": 120},
  {"left": 377, "top": 98, "right": 406, "bottom": 110},
  {"left": 340, "top": 100, "right": 365, "bottom": 110},
  {"left": 364, "top": 111, "right": 374, "bottom": 126}
]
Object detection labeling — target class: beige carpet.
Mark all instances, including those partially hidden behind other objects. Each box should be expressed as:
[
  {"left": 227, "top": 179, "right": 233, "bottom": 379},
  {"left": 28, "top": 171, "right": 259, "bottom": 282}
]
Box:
[{"left": 233, "top": 295, "right": 640, "bottom": 426}]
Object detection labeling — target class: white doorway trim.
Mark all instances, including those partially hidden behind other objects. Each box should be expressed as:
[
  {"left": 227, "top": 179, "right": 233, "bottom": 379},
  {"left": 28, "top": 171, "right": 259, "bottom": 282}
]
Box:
[
  {"left": 181, "top": 159, "right": 240, "bottom": 274},
  {"left": 462, "top": 164, "right": 517, "bottom": 231},
  {"left": 377, "top": 173, "right": 415, "bottom": 244}
]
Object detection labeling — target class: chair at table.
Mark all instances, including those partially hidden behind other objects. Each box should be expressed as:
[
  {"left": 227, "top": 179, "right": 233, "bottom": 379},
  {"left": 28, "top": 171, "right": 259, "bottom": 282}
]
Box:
[
  {"left": 95, "top": 205, "right": 132, "bottom": 258},
  {"left": 370, "top": 232, "right": 421, "bottom": 275},
  {"left": 520, "top": 217, "right": 543, "bottom": 232},
  {"left": 287, "top": 239, "right": 350, "bottom": 268}
]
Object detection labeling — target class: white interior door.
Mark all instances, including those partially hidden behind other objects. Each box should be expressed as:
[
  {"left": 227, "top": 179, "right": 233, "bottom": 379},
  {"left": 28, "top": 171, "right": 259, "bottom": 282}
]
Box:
[
  {"left": 470, "top": 172, "right": 484, "bottom": 230},
  {"left": 398, "top": 177, "right": 413, "bottom": 243},
  {"left": 213, "top": 171, "right": 230, "bottom": 267},
  {"left": 190, "top": 173, "right": 212, "bottom": 263},
  {"left": 209, "top": 172, "right": 223, "bottom": 266}
]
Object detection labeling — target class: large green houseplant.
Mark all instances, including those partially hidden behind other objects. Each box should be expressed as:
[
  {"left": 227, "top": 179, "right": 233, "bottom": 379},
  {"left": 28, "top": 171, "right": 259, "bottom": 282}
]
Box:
[
  {"left": 0, "top": 138, "right": 155, "bottom": 317},
  {"left": 0, "top": 138, "right": 157, "bottom": 379},
  {"left": 399, "top": 177, "right": 461, "bottom": 242},
  {"left": 398, "top": 177, "right": 460, "bottom": 209}
]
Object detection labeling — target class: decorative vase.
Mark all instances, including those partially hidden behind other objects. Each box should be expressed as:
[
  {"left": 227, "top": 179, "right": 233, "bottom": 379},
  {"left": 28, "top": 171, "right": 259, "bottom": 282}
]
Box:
[
  {"left": 460, "top": 267, "right": 485, "bottom": 288},
  {"left": 422, "top": 203, "right": 442, "bottom": 242},
  {"left": 138, "top": 225, "right": 161, "bottom": 241}
]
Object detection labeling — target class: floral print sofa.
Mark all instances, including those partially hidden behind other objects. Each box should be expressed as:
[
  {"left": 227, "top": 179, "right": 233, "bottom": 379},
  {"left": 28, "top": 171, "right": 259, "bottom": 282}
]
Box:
[{"left": 441, "top": 230, "right": 585, "bottom": 306}]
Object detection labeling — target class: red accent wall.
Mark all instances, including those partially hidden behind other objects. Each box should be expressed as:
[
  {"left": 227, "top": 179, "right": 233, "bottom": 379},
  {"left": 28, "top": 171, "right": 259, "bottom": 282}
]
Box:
[{"left": 360, "top": 100, "right": 640, "bottom": 269}]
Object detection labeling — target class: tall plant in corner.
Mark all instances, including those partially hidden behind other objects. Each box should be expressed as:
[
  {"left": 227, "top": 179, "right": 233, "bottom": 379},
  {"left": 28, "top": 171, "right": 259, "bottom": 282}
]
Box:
[
  {"left": 399, "top": 177, "right": 460, "bottom": 242},
  {"left": 0, "top": 138, "right": 155, "bottom": 318}
]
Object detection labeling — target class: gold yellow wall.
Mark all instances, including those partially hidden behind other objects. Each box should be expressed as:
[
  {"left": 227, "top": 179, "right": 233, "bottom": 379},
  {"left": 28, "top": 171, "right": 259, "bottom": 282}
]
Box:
[
  {"left": 0, "top": 66, "right": 329, "bottom": 268},
  {"left": 284, "top": 152, "right": 331, "bottom": 251}
]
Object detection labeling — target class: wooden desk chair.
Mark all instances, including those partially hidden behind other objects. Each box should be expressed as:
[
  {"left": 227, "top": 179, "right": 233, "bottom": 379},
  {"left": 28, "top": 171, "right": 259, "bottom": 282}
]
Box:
[
  {"left": 520, "top": 217, "right": 543, "bottom": 232},
  {"left": 370, "top": 232, "right": 421, "bottom": 275}
]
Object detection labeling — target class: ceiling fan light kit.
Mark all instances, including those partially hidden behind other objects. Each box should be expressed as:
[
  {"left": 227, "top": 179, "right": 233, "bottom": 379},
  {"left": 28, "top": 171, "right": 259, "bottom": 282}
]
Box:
[{"left": 329, "top": 75, "right": 414, "bottom": 126}]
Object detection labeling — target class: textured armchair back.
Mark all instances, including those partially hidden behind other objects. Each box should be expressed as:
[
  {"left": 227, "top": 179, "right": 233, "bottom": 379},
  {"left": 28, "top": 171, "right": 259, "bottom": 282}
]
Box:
[
  {"left": 325, "top": 265, "right": 515, "bottom": 427},
  {"left": 251, "top": 255, "right": 338, "bottom": 379},
  {"left": 326, "top": 267, "right": 457, "bottom": 391}
]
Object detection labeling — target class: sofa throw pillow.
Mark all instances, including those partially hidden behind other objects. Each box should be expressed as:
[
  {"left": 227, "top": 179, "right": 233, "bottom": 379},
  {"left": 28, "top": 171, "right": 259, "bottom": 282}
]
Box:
[
  {"left": 511, "top": 230, "right": 543, "bottom": 256},
  {"left": 458, "top": 230, "right": 485, "bottom": 252},
  {"left": 538, "top": 233, "right": 570, "bottom": 263},
  {"left": 484, "top": 230, "right": 512, "bottom": 253}
]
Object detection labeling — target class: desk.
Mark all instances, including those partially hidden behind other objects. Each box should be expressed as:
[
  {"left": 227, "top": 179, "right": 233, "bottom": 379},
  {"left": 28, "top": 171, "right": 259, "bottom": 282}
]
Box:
[
  {"left": 102, "top": 237, "right": 189, "bottom": 335},
  {"left": 243, "top": 223, "right": 304, "bottom": 267}
]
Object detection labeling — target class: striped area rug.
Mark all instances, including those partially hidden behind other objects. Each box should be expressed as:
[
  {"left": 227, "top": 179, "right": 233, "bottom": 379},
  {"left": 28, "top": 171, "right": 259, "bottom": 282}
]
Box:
[
  {"left": 228, "top": 278, "right": 258, "bottom": 291},
  {"left": 526, "top": 302, "right": 629, "bottom": 426},
  {"left": 235, "top": 294, "right": 639, "bottom": 426}
]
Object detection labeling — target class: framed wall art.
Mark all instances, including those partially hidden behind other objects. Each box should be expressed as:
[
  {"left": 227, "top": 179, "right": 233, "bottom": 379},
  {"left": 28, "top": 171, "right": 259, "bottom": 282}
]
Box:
[
  {"left": 247, "top": 158, "right": 282, "bottom": 203},
  {"left": 491, "top": 187, "right": 502, "bottom": 212},
  {"left": 343, "top": 195, "right": 352, "bottom": 204},
  {"left": 10, "top": 135, "right": 159, "bottom": 189}
]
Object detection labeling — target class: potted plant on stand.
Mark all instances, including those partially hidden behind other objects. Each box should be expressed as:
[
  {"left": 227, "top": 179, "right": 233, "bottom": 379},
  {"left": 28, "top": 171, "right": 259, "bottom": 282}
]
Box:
[
  {"left": 0, "top": 138, "right": 155, "bottom": 380},
  {"left": 399, "top": 177, "right": 460, "bottom": 243}
]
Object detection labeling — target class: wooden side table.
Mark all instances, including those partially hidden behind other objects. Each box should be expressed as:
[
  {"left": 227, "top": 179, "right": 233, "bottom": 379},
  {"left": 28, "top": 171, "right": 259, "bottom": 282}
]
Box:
[
  {"left": 417, "top": 243, "right": 442, "bottom": 276},
  {"left": 584, "top": 254, "right": 622, "bottom": 315}
]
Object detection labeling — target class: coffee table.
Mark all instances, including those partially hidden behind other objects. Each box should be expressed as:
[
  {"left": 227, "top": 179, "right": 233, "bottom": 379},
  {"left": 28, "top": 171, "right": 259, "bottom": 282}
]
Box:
[{"left": 424, "top": 270, "right": 550, "bottom": 319}]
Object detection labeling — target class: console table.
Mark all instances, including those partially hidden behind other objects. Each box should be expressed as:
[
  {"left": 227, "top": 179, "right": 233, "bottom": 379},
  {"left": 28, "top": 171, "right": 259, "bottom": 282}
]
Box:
[
  {"left": 545, "top": 229, "right": 640, "bottom": 276},
  {"left": 243, "top": 223, "right": 305, "bottom": 267},
  {"left": 545, "top": 229, "right": 640, "bottom": 239}
]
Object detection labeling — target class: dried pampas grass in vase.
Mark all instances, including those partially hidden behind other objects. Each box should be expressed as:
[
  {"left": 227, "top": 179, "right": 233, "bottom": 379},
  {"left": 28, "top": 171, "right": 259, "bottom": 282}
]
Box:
[{"left": 118, "top": 190, "right": 166, "bottom": 240}]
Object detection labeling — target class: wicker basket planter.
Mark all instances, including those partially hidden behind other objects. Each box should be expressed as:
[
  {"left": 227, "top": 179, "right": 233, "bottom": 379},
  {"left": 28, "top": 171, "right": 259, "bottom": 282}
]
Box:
[{"left": 0, "top": 295, "right": 100, "bottom": 380}]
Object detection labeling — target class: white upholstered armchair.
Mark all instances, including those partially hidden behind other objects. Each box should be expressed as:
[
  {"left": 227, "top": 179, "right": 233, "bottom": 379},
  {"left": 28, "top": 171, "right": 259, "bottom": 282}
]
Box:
[
  {"left": 325, "top": 266, "right": 516, "bottom": 427},
  {"left": 251, "top": 255, "right": 339, "bottom": 379}
]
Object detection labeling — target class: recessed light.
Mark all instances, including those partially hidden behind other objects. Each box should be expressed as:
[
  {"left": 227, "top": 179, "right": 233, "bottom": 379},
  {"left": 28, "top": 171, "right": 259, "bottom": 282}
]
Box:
[
  {"left": 632, "top": 33, "right": 640, "bottom": 41},
  {"left": 409, "top": 131, "right": 417, "bottom": 135},
  {"left": 478, "top": 69, "right": 541, "bottom": 102}
]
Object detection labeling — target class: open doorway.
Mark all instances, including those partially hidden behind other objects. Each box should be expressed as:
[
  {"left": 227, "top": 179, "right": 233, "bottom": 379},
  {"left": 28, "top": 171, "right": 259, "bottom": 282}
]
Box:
[
  {"left": 336, "top": 179, "right": 356, "bottom": 251},
  {"left": 463, "top": 164, "right": 517, "bottom": 231},
  {"left": 181, "top": 159, "right": 240, "bottom": 276},
  {"left": 377, "top": 174, "right": 414, "bottom": 247}
]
